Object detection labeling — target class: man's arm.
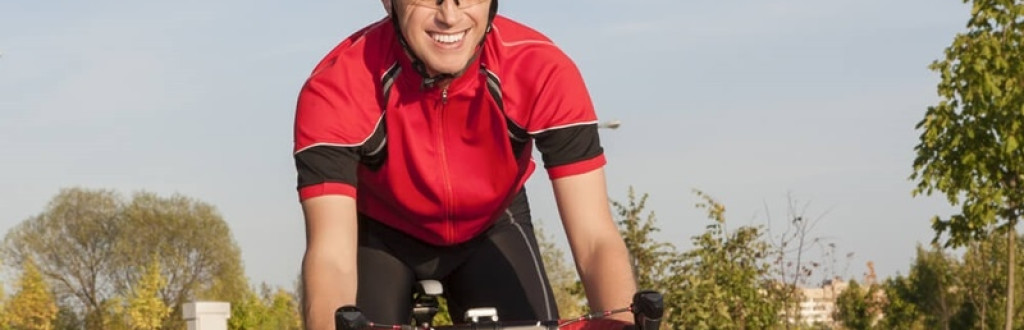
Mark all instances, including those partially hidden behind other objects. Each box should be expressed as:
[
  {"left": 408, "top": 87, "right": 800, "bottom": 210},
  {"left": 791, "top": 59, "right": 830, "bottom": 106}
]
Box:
[
  {"left": 552, "top": 167, "right": 636, "bottom": 323},
  {"left": 301, "top": 195, "right": 359, "bottom": 330}
]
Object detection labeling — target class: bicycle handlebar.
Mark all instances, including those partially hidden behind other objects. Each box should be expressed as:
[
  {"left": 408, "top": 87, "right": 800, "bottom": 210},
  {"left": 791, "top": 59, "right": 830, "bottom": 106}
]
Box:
[
  {"left": 632, "top": 291, "right": 663, "bottom": 330},
  {"left": 335, "top": 291, "right": 664, "bottom": 330}
]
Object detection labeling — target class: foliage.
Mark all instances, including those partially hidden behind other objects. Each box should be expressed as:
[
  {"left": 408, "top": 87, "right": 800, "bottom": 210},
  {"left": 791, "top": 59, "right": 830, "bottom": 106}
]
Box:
[
  {"left": 669, "top": 190, "right": 781, "bottom": 329},
  {"left": 1, "top": 187, "right": 249, "bottom": 329},
  {"left": 912, "top": 1, "right": 1024, "bottom": 326},
  {"left": 263, "top": 287, "right": 302, "bottom": 330},
  {"left": 126, "top": 257, "right": 171, "bottom": 330},
  {"left": 951, "top": 231, "right": 1024, "bottom": 329},
  {"left": 913, "top": 0, "right": 1024, "bottom": 247},
  {"left": 877, "top": 275, "right": 926, "bottom": 330},
  {"left": 610, "top": 187, "right": 685, "bottom": 326},
  {"left": 229, "top": 284, "right": 302, "bottom": 330},
  {"left": 228, "top": 289, "right": 266, "bottom": 329},
  {"left": 833, "top": 280, "right": 883, "bottom": 330},
  {"left": 612, "top": 187, "right": 676, "bottom": 293},
  {"left": 2, "top": 188, "right": 120, "bottom": 324},
  {"left": 4, "top": 258, "right": 59, "bottom": 330},
  {"left": 433, "top": 297, "right": 453, "bottom": 326},
  {"left": 876, "top": 236, "right": 1024, "bottom": 329},
  {"left": 116, "top": 191, "right": 250, "bottom": 322}
]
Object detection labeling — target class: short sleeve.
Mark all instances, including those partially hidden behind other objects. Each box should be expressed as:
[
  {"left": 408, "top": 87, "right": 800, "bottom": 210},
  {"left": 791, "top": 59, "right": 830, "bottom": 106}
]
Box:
[
  {"left": 293, "top": 53, "right": 382, "bottom": 200},
  {"left": 526, "top": 50, "right": 605, "bottom": 180}
]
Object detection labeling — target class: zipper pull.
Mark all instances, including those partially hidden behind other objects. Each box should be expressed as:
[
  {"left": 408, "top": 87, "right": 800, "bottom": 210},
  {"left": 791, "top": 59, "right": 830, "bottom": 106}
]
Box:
[{"left": 441, "top": 88, "right": 448, "bottom": 104}]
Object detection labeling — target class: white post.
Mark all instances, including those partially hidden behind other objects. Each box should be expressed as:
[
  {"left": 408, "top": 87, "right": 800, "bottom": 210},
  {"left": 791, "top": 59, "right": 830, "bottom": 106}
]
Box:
[{"left": 183, "top": 301, "right": 231, "bottom": 330}]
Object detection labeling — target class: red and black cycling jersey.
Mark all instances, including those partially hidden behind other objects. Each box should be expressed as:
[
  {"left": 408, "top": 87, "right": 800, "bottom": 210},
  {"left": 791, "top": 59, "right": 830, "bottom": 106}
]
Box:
[{"left": 294, "top": 15, "right": 604, "bottom": 246}]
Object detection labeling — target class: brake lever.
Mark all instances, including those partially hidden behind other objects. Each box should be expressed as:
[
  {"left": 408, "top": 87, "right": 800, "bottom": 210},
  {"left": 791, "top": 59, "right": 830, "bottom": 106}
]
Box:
[
  {"left": 632, "top": 291, "right": 663, "bottom": 330},
  {"left": 336, "top": 305, "right": 370, "bottom": 330}
]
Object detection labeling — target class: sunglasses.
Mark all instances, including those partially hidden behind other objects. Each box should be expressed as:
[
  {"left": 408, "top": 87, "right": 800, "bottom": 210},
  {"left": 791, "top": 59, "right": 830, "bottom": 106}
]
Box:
[{"left": 404, "top": 0, "right": 489, "bottom": 10}]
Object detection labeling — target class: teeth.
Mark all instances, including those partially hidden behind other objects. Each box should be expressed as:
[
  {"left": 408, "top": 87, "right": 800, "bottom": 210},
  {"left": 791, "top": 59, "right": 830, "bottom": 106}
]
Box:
[{"left": 432, "top": 32, "right": 465, "bottom": 44}]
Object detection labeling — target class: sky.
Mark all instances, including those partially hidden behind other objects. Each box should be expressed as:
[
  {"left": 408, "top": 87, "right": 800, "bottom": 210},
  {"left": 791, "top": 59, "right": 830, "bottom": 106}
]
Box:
[{"left": 1, "top": 0, "right": 974, "bottom": 290}]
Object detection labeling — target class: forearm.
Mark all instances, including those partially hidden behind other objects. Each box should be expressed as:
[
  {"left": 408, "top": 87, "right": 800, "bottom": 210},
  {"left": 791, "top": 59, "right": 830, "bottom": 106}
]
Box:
[
  {"left": 552, "top": 169, "right": 637, "bottom": 322},
  {"left": 575, "top": 236, "right": 636, "bottom": 319},
  {"left": 301, "top": 196, "right": 359, "bottom": 330}
]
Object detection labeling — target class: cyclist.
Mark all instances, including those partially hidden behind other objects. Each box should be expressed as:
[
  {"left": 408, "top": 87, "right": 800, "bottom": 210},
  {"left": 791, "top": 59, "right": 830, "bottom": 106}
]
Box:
[{"left": 293, "top": 1, "right": 637, "bottom": 329}]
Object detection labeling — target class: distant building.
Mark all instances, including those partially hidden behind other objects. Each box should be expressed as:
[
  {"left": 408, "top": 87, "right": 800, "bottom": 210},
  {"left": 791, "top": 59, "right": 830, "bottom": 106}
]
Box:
[{"left": 794, "top": 278, "right": 848, "bottom": 326}]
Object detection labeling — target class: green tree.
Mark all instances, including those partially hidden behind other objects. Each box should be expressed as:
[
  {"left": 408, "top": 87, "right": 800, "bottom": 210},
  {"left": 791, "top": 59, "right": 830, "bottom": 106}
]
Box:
[
  {"left": 953, "top": 231, "right": 1024, "bottom": 329},
  {"left": 612, "top": 187, "right": 676, "bottom": 294},
  {"left": 959, "top": 238, "right": 1003, "bottom": 329},
  {"left": 1, "top": 188, "right": 121, "bottom": 324},
  {"left": 910, "top": 245, "right": 963, "bottom": 330},
  {"left": 834, "top": 280, "right": 883, "bottom": 330},
  {"left": 610, "top": 187, "right": 685, "bottom": 326},
  {"left": 5, "top": 258, "right": 58, "bottom": 330},
  {"left": 126, "top": 257, "right": 171, "bottom": 330},
  {"left": 2, "top": 188, "right": 249, "bottom": 329},
  {"left": 115, "top": 191, "right": 249, "bottom": 329},
  {"left": 911, "top": 1, "right": 1024, "bottom": 329},
  {"left": 670, "top": 190, "right": 780, "bottom": 329},
  {"left": 878, "top": 275, "right": 926, "bottom": 330},
  {"left": 230, "top": 284, "right": 303, "bottom": 330},
  {"left": 229, "top": 289, "right": 269, "bottom": 330},
  {"left": 262, "top": 286, "right": 302, "bottom": 330}
]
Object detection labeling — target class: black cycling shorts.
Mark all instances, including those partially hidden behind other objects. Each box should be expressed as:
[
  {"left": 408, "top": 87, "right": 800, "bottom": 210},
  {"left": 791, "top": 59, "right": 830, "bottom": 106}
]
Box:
[{"left": 355, "top": 190, "right": 559, "bottom": 324}]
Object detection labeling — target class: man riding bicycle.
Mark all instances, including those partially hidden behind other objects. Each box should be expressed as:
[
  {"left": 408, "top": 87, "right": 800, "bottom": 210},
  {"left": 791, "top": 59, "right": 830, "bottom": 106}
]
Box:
[{"left": 293, "top": 1, "right": 637, "bottom": 329}]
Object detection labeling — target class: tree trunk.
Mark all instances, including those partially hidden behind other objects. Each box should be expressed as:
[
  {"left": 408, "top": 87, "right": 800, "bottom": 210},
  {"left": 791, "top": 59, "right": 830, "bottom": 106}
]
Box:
[{"left": 1007, "top": 225, "right": 1016, "bottom": 330}]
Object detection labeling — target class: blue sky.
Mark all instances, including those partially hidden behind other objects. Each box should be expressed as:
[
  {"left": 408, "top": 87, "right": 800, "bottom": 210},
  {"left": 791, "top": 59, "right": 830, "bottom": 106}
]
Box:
[{"left": 1, "top": 0, "right": 971, "bottom": 289}]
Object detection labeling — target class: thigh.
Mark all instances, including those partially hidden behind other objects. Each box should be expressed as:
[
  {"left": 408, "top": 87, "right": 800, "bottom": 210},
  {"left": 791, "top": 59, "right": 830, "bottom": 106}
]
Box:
[
  {"left": 356, "top": 218, "right": 416, "bottom": 325},
  {"left": 444, "top": 202, "right": 558, "bottom": 323}
]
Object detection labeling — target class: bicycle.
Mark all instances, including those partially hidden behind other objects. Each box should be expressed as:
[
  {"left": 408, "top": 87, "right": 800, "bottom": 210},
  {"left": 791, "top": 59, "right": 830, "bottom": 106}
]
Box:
[{"left": 335, "top": 280, "right": 664, "bottom": 330}]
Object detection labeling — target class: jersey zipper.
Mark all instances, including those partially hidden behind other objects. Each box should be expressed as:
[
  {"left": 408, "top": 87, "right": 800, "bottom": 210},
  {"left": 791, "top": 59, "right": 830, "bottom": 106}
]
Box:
[{"left": 437, "top": 87, "right": 455, "bottom": 243}]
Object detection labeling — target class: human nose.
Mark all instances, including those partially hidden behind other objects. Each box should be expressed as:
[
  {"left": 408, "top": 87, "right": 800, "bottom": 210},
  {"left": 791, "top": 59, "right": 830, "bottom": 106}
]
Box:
[{"left": 435, "top": 0, "right": 461, "bottom": 27}]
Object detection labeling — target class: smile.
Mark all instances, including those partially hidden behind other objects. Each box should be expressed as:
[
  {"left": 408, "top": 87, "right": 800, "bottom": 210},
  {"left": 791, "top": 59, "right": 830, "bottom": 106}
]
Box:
[{"left": 430, "top": 31, "right": 467, "bottom": 44}]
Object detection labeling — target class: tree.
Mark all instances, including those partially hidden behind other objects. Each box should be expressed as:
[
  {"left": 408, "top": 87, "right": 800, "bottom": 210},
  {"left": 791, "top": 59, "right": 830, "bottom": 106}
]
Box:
[
  {"left": 126, "top": 257, "right": 171, "bottom": 330},
  {"left": 261, "top": 286, "right": 302, "bottom": 330},
  {"left": 1, "top": 188, "right": 121, "bottom": 324},
  {"left": 229, "top": 290, "right": 268, "bottom": 330},
  {"left": 87, "top": 298, "right": 129, "bottom": 330},
  {"left": 0, "top": 273, "right": 6, "bottom": 330},
  {"left": 959, "top": 238, "right": 1003, "bottom": 329},
  {"left": 5, "top": 258, "right": 59, "bottom": 330},
  {"left": 670, "top": 190, "right": 781, "bottom": 329},
  {"left": 834, "top": 280, "right": 883, "bottom": 330},
  {"left": 114, "top": 191, "right": 249, "bottom": 328},
  {"left": 878, "top": 275, "right": 926, "bottom": 330},
  {"left": 612, "top": 187, "right": 676, "bottom": 294},
  {"left": 911, "top": 1, "right": 1024, "bottom": 329},
  {"left": 910, "top": 245, "right": 963, "bottom": 330},
  {"left": 762, "top": 194, "right": 834, "bottom": 326},
  {"left": 51, "top": 306, "right": 82, "bottom": 330},
  {"left": 2, "top": 187, "right": 249, "bottom": 328},
  {"left": 229, "top": 284, "right": 303, "bottom": 330},
  {"left": 953, "top": 231, "right": 1024, "bottom": 329}
]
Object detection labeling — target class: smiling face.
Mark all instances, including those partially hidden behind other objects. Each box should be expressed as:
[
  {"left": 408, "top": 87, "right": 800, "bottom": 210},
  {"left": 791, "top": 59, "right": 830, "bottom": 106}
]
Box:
[{"left": 389, "top": 0, "right": 492, "bottom": 76}]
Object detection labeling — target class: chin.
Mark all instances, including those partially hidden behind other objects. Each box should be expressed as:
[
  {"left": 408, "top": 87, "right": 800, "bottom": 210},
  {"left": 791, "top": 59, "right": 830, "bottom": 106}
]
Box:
[{"left": 428, "top": 62, "right": 467, "bottom": 75}]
